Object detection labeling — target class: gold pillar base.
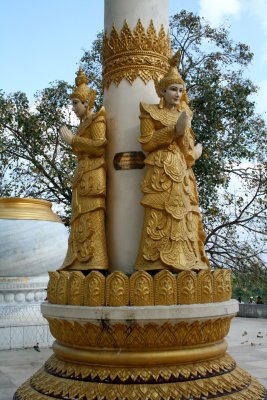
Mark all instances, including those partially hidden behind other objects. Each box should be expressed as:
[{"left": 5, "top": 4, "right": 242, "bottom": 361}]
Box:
[
  {"left": 14, "top": 351, "right": 266, "bottom": 399},
  {"left": 14, "top": 302, "right": 266, "bottom": 400}
]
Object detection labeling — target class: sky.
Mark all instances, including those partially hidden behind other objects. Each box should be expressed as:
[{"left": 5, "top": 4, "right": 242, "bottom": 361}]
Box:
[{"left": 0, "top": 0, "right": 267, "bottom": 117}]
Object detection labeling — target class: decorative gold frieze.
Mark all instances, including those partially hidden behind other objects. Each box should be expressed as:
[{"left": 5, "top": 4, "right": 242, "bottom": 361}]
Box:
[
  {"left": 198, "top": 270, "right": 213, "bottom": 303},
  {"left": 130, "top": 271, "right": 154, "bottom": 305},
  {"left": 14, "top": 360, "right": 266, "bottom": 400},
  {"left": 84, "top": 271, "right": 105, "bottom": 306},
  {"left": 213, "top": 269, "right": 225, "bottom": 302},
  {"left": 103, "top": 19, "right": 171, "bottom": 88},
  {"left": 177, "top": 271, "right": 198, "bottom": 304},
  {"left": 45, "top": 352, "right": 236, "bottom": 382},
  {"left": 154, "top": 270, "right": 177, "bottom": 305},
  {"left": 47, "top": 317, "right": 232, "bottom": 349},
  {"left": 56, "top": 271, "right": 68, "bottom": 305},
  {"left": 223, "top": 269, "right": 232, "bottom": 301},
  {"left": 46, "top": 269, "right": 233, "bottom": 306},
  {"left": 47, "top": 271, "right": 59, "bottom": 304},
  {"left": 106, "top": 271, "right": 129, "bottom": 306},
  {"left": 68, "top": 271, "right": 84, "bottom": 305}
]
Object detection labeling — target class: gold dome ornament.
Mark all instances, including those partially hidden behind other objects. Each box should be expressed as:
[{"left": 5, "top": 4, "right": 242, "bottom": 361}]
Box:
[{"left": 70, "top": 67, "right": 96, "bottom": 109}]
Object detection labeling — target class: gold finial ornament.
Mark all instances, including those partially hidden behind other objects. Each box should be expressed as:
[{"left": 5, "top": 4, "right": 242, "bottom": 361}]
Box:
[{"left": 70, "top": 67, "right": 96, "bottom": 108}]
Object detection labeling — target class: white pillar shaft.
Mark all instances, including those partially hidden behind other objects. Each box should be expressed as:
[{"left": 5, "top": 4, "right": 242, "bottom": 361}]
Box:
[{"left": 104, "top": 0, "right": 170, "bottom": 274}]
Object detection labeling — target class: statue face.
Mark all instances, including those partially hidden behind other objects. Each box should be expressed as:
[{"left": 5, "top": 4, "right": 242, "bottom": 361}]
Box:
[
  {"left": 72, "top": 98, "right": 87, "bottom": 118},
  {"left": 162, "top": 84, "right": 184, "bottom": 108}
]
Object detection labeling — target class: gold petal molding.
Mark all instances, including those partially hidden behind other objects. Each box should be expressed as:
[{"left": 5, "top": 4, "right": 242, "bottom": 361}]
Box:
[
  {"left": 47, "top": 268, "right": 232, "bottom": 306},
  {"left": 103, "top": 19, "right": 171, "bottom": 88}
]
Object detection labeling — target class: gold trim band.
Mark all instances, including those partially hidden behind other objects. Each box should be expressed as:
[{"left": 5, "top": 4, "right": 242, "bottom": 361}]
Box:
[
  {"left": 53, "top": 339, "right": 227, "bottom": 366},
  {"left": 103, "top": 19, "right": 171, "bottom": 88},
  {"left": 0, "top": 198, "right": 62, "bottom": 222}
]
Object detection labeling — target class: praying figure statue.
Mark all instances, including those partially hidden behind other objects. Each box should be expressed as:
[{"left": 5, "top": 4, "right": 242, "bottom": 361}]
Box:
[
  {"left": 59, "top": 67, "right": 108, "bottom": 271},
  {"left": 135, "top": 52, "right": 210, "bottom": 272}
]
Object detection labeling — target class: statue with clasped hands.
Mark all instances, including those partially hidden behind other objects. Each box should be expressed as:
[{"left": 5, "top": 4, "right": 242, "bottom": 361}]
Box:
[
  {"left": 135, "top": 52, "right": 210, "bottom": 273},
  {"left": 60, "top": 67, "right": 108, "bottom": 271}
]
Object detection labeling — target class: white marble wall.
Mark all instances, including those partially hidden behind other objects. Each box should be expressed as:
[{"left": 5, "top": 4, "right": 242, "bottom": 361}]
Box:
[{"left": 0, "top": 219, "right": 68, "bottom": 277}]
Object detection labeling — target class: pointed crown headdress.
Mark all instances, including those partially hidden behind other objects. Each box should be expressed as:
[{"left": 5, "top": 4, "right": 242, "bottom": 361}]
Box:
[
  {"left": 155, "top": 50, "right": 185, "bottom": 97},
  {"left": 70, "top": 67, "right": 96, "bottom": 109}
]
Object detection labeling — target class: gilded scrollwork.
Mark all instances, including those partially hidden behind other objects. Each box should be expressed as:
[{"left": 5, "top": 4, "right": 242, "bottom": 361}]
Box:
[
  {"left": 68, "top": 271, "right": 85, "bottom": 305},
  {"left": 213, "top": 269, "right": 225, "bottom": 302},
  {"left": 14, "top": 361, "right": 266, "bottom": 400},
  {"left": 223, "top": 269, "right": 232, "bottom": 302},
  {"left": 47, "top": 316, "right": 233, "bottom": 348},
  {"left": 106, "top": 271, "right": 129, "bottom": 306},
  {"left": 198, "top": 270, "right": 213, "bottom": 303},
  {"left": 177, "top": 271, "right": 198, "bottom": 304},
  {"left": 46, "top": 269, "right": 232, "bottom": 306},
  {"left": 103, "top": 19, "right": 171, "bottom": 88},
  {"left": 44, "top": 353, "right": 236, "bottom": 382},
  {"left": 154, "top": 270, "right": 177, "bottom": 305},
  {"left": 130, "top": 271, "right": 154, "bottom": 305},
  {"left": 56, "top": 271, "right": 69, "bottom": 305},
  {"left": 47, "top": 271, "right": 59, "bottom": 304},
  {"left": 84, "top": 271, "right": 105, "bottom": 306}
]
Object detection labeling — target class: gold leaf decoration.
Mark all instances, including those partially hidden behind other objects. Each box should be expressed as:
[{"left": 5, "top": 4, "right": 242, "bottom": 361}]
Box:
[
  {"left": 68, "top": 271, "right": 85, "bottom": 305},
  {"left": 130, "top": 270, "right": 154, "bottom": 305},
  {"left": 198, "top": 270, "right": 213, "bottom": 303},
  {"left": 46, "top": 269, "right": 232, "bottom": 306},
  {"left": 213, "top": 269, "right": 225, "bottom": 302},
  {"left": 56, "top": 271, "right": 69, "bottom": 305},
  {"left": 154, "top": 270, "right": 177, "bottom": 305},
  {"left": 177, "top": 271, "right": 198, "bottom": 304},
  {"left": 106, "top": 271, "right": 129, "bottom": 306},
  {"left": 47, "top": 271, "right": 59, "bottom": 304},
  {"left": 103, "top": 19, "right": 171, "bottom": 88},
  {"left": 46, "top": 317, "right": 232, "bottom": 348},
  {"left": 84, "top": 271, "right": 105, "bottom": 306}
]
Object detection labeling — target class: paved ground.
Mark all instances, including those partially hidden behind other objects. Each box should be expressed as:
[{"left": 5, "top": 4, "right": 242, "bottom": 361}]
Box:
[{"left": 0, "top": 317, "right": 266, "bottom": 400}]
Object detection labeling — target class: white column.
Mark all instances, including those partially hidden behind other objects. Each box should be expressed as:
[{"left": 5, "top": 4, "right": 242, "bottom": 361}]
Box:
[{"left": 104, "top": 0, "right": 170, "bottom": 274}]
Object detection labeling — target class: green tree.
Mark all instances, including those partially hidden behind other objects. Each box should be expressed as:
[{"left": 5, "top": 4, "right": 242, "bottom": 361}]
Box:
[
  {"left": 169, "top": 12, "right": 266, "bottom": 272},
  {"left": 0, "top": 82, "right": 75, "bottom": 223},
  {"left": 0, "top": 11, "right": 266, "bottom": 271}
]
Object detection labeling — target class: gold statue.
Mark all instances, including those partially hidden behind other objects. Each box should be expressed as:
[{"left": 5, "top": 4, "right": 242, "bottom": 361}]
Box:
[
  {"left": 135, "top": 52, "right": 210, "bottom": 272},
  {"left": 59, "top": 67, "right": 108, "bottom": 271}
]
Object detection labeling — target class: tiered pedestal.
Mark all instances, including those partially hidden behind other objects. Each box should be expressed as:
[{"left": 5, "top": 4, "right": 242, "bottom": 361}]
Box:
[{"left": 14, "top": 300, "right": 266, "bottom": 399}]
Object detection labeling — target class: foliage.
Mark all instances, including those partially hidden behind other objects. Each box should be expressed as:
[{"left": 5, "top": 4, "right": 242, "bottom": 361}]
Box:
[
  {"left": 169, "top": 11, "right": 267, "bottom": 271},
  {"left": 0, "top": 82, "right": 75, "bottom": 223},
  {"left": 80, "top": 31, "right": 104, "bottom": 110},
  {"left": 232, "top": 260, "right": 267, "bottom": 303},
  {"left": 0, "top": 11, "right": 266, "bottom": 271}
]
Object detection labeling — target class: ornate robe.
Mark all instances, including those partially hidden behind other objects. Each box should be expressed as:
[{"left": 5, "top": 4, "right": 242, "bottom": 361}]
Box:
[
  {"left": 61, "top": 107, "right": 108, "bottom": 271},
  {"left": 135, "top": 102, "right": 209, "bottom": 272}
]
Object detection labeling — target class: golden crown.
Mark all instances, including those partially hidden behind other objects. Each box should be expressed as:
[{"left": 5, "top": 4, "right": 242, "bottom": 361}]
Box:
[
  {"left": 70, "top": 67, "right": 96, "bottom": 108},
  {"left": 155, "top": 50, "right": 185, "bottom": 97}
]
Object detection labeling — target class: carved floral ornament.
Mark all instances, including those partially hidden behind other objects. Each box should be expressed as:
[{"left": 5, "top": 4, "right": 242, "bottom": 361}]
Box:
[
  {"left": 47, "top": 269, "right": 232, "bottom": 306},
  {"left": 103, "top": 19, "right": 171, "bottom": 88},
  {"left": 15, "top": 354, "right": 266, "bottom": 400}
]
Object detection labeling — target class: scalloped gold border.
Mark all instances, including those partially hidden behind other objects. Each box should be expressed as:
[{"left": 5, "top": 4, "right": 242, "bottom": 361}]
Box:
[
  {"left": 14, "top": 362, "right": 266, "bottom": 400},
  {"left": 47, "top": 269, "right": 232, "bottom": 306},
  {"left": 47, "top": 317, "right": 232, "bottom": 349},
  {"left": 103, "top": 19, "right": 171, "bottom": 88}
]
